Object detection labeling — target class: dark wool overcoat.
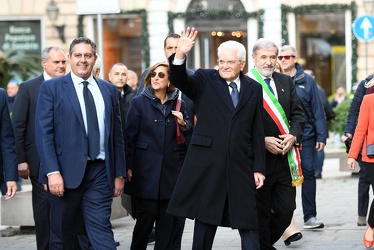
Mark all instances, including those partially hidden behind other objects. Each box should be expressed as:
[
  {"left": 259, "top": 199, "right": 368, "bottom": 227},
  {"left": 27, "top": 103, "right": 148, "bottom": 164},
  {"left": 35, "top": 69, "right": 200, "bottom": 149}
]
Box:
[{"left": 167, "top": 55, "right": 266, "bottom": 229}]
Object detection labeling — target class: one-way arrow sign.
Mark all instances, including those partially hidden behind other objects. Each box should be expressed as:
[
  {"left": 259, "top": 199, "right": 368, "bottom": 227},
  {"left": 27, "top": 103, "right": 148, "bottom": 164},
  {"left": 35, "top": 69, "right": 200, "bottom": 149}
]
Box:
[{"left": 353, "top": 15, "right": 374, "bottom": 41}]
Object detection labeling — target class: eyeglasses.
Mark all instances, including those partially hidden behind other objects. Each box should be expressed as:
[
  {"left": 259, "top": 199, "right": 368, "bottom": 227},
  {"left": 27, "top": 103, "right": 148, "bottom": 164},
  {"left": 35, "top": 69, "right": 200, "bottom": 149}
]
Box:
[
  {"left": 217, "top": 59, "right": 241, "bottom": 66},
  {"left": 150, "top": 71, "right": 166, "bottom": 78},
  {"left": 277, "top": 55, "right": 295, "bottom": 60}
]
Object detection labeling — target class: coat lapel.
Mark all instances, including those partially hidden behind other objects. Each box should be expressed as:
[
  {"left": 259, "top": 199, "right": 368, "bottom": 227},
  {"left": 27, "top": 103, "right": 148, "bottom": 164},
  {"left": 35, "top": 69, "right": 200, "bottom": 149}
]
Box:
[
  {"left": 235, "top": 73, "right": 254, "bottom": 112},
  {"left": 96, "top": 78, "right": 112, "bottom": 139},
  {"left": 272, "top": 72, "right": 286, "bottom": 107},
  {"left": 62, "top": 74, "right": 85, "bottom": 131}
]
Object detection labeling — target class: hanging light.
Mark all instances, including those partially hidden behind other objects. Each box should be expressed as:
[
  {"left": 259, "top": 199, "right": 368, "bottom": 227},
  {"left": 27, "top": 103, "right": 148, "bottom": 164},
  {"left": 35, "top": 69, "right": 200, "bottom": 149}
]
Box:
[{"left": 46, "top": 0, "right": 66, "bottom": 43}]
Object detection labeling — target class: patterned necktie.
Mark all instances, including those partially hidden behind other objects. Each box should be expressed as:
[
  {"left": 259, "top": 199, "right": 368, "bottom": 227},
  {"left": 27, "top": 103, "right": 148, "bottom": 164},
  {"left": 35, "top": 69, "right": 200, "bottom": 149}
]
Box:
[
  {"left": 82, "top": 81, "right": 100, "bottom": 159},
  {"left": 264, "top": 78, "right": 274, "bottom": 95},
  {"left": 229, "top": 82, "right": 239, "bottom": 108}
]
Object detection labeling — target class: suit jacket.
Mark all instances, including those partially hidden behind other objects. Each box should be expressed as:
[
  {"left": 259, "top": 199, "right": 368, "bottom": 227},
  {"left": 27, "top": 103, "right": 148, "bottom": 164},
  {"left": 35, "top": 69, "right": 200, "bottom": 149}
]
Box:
[
  {"left": 348, "top": 94, "right": 374, "bottom": 163},
  {"left": 0, "top": 88, "right": 18, "bottom": 186},
  {"left": 35, "top": 73, "right": 125, "bottom": 189},
  {"left": 12, "top": 74, "right": 44, "bottom": 178},
  {"left": 167, "top": 55, "right": 265, "bottom": 229},
  {"left": 259, "top": 72, "right": 305, "bottom": 175}
]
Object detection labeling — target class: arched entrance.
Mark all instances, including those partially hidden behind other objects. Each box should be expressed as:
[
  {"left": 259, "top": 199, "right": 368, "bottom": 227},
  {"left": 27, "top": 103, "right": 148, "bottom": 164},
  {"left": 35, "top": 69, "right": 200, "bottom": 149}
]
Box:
[{"left": 185, "top": 0, "right": 248, "bottom": 71}]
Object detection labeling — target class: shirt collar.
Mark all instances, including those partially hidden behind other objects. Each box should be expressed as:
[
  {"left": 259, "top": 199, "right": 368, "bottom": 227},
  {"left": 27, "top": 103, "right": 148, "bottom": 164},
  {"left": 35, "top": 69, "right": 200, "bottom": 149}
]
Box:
[
  {"left": 43, "top": 71, "right": 52, "bottom": 81},
  {"left": 70, "top": 72, "right": 95, "bottom": 86},
  {"left": 226, "top": 76, "right": 240, "bottom": 86}
]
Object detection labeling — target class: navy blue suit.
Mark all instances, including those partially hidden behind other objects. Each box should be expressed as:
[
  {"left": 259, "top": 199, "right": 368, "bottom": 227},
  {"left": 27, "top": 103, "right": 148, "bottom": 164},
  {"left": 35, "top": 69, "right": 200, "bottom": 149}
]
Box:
[
  {"left": 35, "top": 73, "right": 125, "bottom": 249},
  {"left": 0, "top": 88, "right": 17, "bottom": 188}
]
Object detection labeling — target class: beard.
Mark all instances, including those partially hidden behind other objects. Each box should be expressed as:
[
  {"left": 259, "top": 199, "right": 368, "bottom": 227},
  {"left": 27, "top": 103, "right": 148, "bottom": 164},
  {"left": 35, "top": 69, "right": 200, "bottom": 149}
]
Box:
[{"left": 258, "top": 67, "right": 274, "bottom": 78}]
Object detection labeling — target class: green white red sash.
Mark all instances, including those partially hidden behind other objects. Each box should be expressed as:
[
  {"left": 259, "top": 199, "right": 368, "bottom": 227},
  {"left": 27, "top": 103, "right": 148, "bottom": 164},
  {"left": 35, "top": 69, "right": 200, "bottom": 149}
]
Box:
[{"left": 248, "top": 68, "right": 303, "bottom": 186}]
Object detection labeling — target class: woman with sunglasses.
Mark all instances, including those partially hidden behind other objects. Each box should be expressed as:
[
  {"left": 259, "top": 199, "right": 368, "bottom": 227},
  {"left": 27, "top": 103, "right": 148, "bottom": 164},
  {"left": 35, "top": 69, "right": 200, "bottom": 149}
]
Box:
[{"left": 123, "top": 62, "right": 192, "bottom": 249}]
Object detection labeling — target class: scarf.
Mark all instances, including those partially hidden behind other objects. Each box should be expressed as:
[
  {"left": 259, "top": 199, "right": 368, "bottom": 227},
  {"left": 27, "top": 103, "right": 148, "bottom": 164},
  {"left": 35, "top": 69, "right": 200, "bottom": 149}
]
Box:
[{"left": 249, "top": 68, "right": 303, "bottom": 186}]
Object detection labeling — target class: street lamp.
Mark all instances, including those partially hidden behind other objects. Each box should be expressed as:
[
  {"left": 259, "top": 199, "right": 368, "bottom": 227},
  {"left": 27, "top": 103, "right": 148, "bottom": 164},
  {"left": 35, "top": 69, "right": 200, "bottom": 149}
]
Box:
[
  {"left": 46, "top": 0, "right": 65, "bottom": 43},
  {"left": 363, "top": 0, "right": 374, "bottom": 15}
]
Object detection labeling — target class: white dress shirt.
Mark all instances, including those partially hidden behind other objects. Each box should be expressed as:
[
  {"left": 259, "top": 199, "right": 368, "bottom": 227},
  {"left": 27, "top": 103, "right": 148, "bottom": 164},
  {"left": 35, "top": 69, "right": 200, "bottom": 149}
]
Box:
[{"left": 71, "top": 72, "right": 106, "bottom": 160}]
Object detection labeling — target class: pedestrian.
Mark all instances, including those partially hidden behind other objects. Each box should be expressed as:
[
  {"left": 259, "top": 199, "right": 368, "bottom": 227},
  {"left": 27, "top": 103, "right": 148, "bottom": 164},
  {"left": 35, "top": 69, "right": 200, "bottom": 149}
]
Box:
[
  {"left": 342, "top": 74, "right": 374, "bottom": 226},
  {"left": 304, "top": 68, "right": 335, "bottom": 179},
  {"left": 167, "top": 27, "right": 266, "bottom": 250},
  {"left": 1, "top": 79, "right": 22, "bottom": 194},
  {"left": 0, "top": 87, "right": 18, "bottom": 200},
  {"left": 12, "top": 46, "right": 66, "bottom": 250},
  {"left": 274, "top": 59, "right": 304, "bottom": 247},
  {"left": 92, "top": 53, "right": 102, "bottom": 78},
  {"left": 133, "top": 32, "right": 196, "bottom": 248},
  {"left": 347, "top": 80, "right": 374, "bottom": 248},
  {"left": 279, "top": 45, "right": 328, "bottom": 229},
  {"left": 247, "top": 38, "right": 305, "bottom": 249},
  {"left": 6, "top": 79, "right": 19, "bottom": 115},
  {"left": 124, "top": 61, "right": 192, "bottom": 249},
  {"left": 127, "top": 70, "right": 139, "bottom": 91},
  {"left": 35, "top": 37, "right": 126, "bottom": 249},
  {"left": 108, "top": 62, "right": 134, "bottom": 163},
  {"left": 330, "top": 85, "right": 348, "bottom": 108}
]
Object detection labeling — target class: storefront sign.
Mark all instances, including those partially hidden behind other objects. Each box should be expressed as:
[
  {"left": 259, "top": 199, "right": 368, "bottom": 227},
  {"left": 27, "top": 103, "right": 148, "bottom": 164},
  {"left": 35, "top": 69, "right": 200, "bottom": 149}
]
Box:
[{"left": 0, "top": 20, "right": 41, "bottom": 55}]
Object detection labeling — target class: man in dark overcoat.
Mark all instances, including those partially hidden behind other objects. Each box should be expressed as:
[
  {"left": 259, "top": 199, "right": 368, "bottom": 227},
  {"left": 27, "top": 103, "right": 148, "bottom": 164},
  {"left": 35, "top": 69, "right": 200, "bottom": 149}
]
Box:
[
  {"left": 167, "top": 27, "right": 266, "bottom": 250},
  {"left": 247, "top": 38, "right": 305, "bottom": 249}
]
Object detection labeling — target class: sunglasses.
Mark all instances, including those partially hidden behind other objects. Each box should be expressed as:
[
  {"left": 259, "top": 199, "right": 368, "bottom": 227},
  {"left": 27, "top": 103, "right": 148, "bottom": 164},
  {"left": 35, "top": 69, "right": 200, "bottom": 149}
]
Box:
[
  {"left": 150, "top": 71, "right": 166, "bottom": 78},
  {"left": 277, "top": 55, "right": 295, "bottom": 60}
]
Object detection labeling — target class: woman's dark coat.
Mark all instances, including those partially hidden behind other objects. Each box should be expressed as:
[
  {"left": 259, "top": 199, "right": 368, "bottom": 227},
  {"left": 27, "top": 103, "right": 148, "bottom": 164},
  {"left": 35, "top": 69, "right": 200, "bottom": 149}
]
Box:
[{"left": 124, "top": 85, "right": 192, "bottom": 200}]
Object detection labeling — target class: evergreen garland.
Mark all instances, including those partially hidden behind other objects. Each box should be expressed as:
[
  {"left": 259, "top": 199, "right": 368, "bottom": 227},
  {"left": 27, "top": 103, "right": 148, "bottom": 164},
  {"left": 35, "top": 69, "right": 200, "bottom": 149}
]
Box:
[{"left": 168, "top": 9, "right": 264, "bottom": 39}]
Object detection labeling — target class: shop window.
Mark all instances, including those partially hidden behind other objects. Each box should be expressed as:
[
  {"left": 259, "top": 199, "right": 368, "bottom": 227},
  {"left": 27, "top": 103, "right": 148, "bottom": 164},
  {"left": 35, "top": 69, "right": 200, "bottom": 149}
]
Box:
[{"left": 296, "top": 12, "right": 345, "bottom": 96}]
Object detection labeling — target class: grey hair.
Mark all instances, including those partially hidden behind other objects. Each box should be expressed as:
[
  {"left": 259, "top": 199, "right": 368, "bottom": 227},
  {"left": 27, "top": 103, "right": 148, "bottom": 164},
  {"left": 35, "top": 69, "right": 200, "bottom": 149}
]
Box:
[
  {"left": 280, "top": 45, "right": 297, "bottom": 55},
  {"left": 93, "top": 54, "right": 102, "bottom": 71},
  {"left": 252, "top": 38, "right": 279, "bottom": 55},
  {"left": 41, "top": 46, "right": 65, "bottom": 61},
  {"left": 128, "top": 69, "right": 138, "bottom": 80},
  {"left": 217, "top": 40, "right": 246, "bottom": 61}
]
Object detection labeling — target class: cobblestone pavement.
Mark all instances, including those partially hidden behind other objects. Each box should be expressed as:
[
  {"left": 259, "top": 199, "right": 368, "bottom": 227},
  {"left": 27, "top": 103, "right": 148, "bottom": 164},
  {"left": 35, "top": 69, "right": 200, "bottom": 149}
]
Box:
[{"left": 0, "top": 158, "right": 368, "bottom": 249}]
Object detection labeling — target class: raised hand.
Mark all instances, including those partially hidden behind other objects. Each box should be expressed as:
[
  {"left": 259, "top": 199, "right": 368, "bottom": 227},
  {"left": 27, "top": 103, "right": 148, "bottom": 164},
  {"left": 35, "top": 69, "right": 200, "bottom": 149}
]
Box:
[{"left": 175, "top": 27, "right": 198, "bottom": 60}]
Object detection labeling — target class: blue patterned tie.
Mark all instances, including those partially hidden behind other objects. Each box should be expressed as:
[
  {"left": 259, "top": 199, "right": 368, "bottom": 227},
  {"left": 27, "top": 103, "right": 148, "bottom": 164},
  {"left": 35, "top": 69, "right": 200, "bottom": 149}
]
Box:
[
  {"left": 83, "top": 81, "right": 100, "bottom": 159},
  {"left": 264, "top": 78, "right": 274, "bottom": 95},
  {"left": 229, "top": 82, "right": 239, "bottom": 107}
]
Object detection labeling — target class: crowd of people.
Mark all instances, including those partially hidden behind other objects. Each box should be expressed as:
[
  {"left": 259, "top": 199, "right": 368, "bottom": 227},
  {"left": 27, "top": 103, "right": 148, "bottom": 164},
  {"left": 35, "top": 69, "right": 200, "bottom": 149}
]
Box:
[{"left": 0, "top": 26, "right": 372, "bottom": 250}]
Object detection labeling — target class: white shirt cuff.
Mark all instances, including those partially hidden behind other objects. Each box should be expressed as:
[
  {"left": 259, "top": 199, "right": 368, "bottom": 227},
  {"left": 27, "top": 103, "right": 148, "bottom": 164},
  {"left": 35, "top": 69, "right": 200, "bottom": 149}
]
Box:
[{"left": 173, "top": 57, "right": 185, "bottom": 65}]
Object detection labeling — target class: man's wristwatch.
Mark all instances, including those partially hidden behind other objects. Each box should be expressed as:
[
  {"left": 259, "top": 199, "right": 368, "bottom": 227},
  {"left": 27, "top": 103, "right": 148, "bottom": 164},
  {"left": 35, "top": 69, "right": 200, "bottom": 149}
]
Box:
[{"left": 294, "top": 136, "right": 300, "bottom": 146}]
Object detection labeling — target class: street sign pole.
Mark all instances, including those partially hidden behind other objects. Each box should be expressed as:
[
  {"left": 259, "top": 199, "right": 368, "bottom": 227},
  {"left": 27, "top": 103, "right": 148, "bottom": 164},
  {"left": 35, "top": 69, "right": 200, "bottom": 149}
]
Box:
[
  {"left": 97, "top": 14, "right": 104, "bottom": 78},
  {"left": 366, "top": 41, "right": 369, "bottom": 76},
  {"left": 76, "top": 0, "right": 120, "bottom": 79}
]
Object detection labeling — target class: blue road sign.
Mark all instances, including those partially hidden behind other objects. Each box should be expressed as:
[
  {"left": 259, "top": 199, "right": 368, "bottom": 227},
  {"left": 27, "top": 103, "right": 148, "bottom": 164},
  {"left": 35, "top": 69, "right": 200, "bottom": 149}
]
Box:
[{"left": 353, "top": 15, "right": 374, "bottom": 41}]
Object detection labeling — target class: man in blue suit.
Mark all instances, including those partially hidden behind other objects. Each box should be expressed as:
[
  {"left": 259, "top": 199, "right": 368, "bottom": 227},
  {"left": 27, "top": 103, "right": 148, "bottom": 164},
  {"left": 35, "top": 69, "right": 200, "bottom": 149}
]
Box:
[
  {"left": 0, "top": 88, "right": 18, "bottom": 200},
  {"left": 12, "top": 46, "right": 67, "bottom": 250},
  {"left": 35, "top": 37, "right": 126, "bottom": 249}
]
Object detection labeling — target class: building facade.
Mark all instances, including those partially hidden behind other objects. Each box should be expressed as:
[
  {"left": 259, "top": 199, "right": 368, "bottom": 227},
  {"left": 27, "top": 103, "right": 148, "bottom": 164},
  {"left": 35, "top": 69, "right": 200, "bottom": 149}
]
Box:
[{"left": 0, "top": 0, "right": 370, "bottom": 95}]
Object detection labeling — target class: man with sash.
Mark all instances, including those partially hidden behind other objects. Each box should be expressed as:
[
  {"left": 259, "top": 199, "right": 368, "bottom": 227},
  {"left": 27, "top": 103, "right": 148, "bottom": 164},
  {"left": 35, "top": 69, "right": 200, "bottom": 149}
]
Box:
[{"left": 247, "top": 38, "right": 305, "bottom": 250}]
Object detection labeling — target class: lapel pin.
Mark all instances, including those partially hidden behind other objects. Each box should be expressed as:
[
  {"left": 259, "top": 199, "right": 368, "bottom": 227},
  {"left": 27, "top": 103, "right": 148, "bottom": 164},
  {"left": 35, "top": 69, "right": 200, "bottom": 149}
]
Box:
[{"left": 281, "top": 89, "right": 284, "bottom": 92}]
